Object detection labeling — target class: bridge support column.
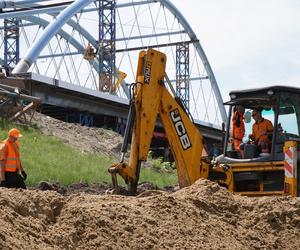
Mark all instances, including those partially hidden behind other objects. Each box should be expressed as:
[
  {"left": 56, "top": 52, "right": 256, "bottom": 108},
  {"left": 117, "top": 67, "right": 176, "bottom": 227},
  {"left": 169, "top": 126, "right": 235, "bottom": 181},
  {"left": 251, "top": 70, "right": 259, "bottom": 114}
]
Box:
[
  {"left": 98, "top": 0, "right": 116, "bottom": 93},
  {"left": 176, "top": 43, "right": 190, "bottom": 109},
  {"left": 4, "top": 17, "right": 20, "bottom": 75}
]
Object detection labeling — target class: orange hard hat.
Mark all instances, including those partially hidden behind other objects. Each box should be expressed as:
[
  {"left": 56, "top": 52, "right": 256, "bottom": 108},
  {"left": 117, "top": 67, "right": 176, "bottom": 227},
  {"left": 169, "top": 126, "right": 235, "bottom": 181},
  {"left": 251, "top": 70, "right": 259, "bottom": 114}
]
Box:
[{"left": 8, "top": 128, "right": 22, "bottom": 138}]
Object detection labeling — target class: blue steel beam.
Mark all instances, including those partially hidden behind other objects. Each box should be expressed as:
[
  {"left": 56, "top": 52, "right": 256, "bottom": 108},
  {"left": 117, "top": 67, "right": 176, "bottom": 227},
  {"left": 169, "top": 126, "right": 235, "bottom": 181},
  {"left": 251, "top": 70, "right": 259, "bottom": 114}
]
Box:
[
  {"left": 0, "top": 6, "right": 68, "bottom": 19},
  {"left": 0, "top": 1, "right": 157, "bottom": 19},
  {"left": 0, "top": 0, "right": 52, "bottom": 8},
  {"left": 15, "top": 0, "right": 53, "bottom": 4},
  {"left": 12, "top": 0, "right": 94, "bottom": 74},
  {"left": 36, "top": 29, "right": 186, "bottom": 58},
  {"left": 0, "top": 18, "right": 184, "bottom": 43}
]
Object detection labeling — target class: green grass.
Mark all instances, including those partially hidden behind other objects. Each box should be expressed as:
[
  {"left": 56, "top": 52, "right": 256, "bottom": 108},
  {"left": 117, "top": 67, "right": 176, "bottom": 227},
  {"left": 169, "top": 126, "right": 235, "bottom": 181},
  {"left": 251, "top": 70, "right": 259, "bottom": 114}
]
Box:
[
  {"left": 139, "top": 167, "right": 178, "bottom": 187},
  {"left": 0, "top": 119, "right": 177, "bottom": 188}
]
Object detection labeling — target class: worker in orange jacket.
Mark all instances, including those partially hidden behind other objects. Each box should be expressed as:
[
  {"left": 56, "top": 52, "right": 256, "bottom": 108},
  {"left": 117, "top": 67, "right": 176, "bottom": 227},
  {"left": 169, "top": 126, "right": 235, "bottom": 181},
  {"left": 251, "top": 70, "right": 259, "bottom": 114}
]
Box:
[
  {"left": 249, "top": 109, "right": 273, "bottom": 153},
  {"left": 0, "top": 128, "right": 27, "bottom": 189},
  {"left": 231, "top": 105, "right": 245, "bottom": 151}
]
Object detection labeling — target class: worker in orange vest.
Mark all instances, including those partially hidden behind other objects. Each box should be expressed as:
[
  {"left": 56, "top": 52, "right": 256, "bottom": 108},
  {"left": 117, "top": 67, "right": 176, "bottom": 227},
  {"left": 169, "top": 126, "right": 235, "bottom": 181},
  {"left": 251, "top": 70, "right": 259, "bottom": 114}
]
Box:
[
  {"left": 249, "top": 109, "right": 273, "bottom": 153},
  {"left": 231, "top": 105, "right": 245, "bottom": 151},
  {"left": 0, "top": 128, "right": 27, "bottom": 189}
]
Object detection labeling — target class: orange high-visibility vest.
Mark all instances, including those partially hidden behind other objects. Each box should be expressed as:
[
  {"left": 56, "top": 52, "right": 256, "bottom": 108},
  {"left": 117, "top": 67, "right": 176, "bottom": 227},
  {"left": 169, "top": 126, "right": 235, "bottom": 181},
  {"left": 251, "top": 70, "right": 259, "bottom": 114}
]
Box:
[
  {"left": 232, "top": 111, "right": 245, "bottom": 150},
  {"left": 3, "top": 139, "right": 21, "bottom": 172},
  {"left": 252, "top": 118, "right": 273, "bottom": 144}
]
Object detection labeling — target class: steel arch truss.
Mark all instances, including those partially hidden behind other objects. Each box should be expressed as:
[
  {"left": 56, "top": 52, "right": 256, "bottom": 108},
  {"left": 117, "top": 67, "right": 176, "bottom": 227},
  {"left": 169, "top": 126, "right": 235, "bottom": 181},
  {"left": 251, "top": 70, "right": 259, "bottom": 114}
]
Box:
[{"left": 0, "top": 0, "right": 226, "bottom": 126}]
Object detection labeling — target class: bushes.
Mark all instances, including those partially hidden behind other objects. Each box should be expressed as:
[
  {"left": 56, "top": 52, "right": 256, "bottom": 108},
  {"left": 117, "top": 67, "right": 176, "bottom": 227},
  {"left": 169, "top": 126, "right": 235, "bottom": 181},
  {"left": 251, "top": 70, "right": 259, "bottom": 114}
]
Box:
[{"left": 147, "top": 151, "right": 175, "bottom": 173}]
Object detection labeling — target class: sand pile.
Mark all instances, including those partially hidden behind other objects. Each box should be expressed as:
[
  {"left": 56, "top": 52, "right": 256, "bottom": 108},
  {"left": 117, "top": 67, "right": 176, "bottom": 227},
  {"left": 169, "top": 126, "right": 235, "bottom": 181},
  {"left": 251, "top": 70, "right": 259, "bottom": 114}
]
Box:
[{"left": 0, "top": 179, "right": 299, "bottom": 249}]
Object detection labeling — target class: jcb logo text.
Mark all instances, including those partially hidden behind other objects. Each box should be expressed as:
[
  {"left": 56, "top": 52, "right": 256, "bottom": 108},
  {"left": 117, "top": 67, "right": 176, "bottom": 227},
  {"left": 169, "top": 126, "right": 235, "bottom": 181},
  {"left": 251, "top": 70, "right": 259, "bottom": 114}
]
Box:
[
  {"left": 144, "top": 60, "right": 152, "bottom": 84},
  {"left": 170, "top": 109, "right": 191, "bottom": 150}
]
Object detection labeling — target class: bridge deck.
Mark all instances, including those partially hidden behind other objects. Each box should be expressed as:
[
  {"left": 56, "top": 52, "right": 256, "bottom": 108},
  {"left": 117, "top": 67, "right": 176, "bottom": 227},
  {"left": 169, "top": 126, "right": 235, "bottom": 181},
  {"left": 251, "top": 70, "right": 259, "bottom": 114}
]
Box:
[{"left": 0, "top": 72, "right": 223, "bottom": 142}]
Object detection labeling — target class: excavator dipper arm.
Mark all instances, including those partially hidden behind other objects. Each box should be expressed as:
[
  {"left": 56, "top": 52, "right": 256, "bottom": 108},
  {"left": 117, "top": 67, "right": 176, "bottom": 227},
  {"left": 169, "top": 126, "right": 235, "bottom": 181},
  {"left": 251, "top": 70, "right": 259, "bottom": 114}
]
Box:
[{"left": 108, "top": 49, "right": 210, "bottom": 194}]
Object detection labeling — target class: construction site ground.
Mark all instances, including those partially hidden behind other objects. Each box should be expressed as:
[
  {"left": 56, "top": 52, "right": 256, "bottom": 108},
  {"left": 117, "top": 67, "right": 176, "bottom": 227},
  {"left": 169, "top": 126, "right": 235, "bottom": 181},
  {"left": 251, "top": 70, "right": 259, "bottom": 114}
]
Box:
[{"left": 0, "top": 113, "right": 300, "bottom": 249}]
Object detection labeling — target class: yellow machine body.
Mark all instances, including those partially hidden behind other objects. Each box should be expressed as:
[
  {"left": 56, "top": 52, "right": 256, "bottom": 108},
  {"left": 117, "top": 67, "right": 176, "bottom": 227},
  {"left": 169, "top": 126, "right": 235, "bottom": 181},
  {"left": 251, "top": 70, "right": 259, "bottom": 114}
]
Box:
[{"left": 109, "top": 49, "right": 300, "bottom": 196}]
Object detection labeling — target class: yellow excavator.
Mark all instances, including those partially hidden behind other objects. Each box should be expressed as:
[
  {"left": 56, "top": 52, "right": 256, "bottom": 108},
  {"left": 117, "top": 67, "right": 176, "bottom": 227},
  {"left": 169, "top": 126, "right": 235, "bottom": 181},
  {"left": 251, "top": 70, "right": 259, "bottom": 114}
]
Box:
[{"left": 108, "top": 48, "right": 300, "bottom": 197}]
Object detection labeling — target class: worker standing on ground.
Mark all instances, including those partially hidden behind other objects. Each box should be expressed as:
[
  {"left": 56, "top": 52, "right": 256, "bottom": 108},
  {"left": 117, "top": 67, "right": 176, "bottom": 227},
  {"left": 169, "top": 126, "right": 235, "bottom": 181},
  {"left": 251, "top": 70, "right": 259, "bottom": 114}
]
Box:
[{"left": 0, "top": 128, "right": 27, "bottom": 189}]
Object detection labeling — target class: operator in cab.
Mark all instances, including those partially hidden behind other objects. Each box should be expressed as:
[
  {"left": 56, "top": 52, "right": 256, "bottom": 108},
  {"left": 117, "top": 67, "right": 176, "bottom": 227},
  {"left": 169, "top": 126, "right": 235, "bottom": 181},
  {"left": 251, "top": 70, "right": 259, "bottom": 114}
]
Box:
[{"left": 249, "top": 108, "right": 273, "bottom": 153}]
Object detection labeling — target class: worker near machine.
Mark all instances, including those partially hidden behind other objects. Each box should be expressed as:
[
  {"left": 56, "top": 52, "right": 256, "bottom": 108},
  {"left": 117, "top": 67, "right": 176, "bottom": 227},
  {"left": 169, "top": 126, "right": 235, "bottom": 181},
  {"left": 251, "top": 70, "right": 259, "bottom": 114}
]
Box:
[
  {"left": 0, "top": 128, "right": 27, "bottom": 189},
  {"left": 249, "top": 109, "right": 273, "bottom": 153},
  {"left": 231, "top": 105, "right": 245, "bottom": 151}
]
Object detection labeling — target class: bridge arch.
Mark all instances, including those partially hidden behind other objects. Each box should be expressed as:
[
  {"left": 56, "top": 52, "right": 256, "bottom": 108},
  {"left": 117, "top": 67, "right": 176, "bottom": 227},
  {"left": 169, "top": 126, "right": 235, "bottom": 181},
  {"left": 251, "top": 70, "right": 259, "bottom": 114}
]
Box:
[{"left": 1, "top": 0, "right": 227, "bottom": 125}]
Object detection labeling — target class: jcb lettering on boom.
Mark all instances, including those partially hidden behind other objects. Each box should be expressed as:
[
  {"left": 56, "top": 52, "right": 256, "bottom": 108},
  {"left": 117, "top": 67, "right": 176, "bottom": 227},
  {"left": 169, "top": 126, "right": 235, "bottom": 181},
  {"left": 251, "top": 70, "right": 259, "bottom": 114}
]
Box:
[
  {"left": 144, "top": 60, "right": 152, "bottom": 84},
  {"left": 170, "top": 109, "right": 192, "bottom": 150}
]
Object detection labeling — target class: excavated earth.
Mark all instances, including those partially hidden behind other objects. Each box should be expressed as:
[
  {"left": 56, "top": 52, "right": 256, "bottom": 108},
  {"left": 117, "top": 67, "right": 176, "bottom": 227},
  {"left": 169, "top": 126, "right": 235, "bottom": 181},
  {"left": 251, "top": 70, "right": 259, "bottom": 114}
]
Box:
[
  {"left": 0, "top": 112, "right": 299, "bottom": 249},
  {"left": 0, "top": 180, "right": 300, "bottom": 249}
]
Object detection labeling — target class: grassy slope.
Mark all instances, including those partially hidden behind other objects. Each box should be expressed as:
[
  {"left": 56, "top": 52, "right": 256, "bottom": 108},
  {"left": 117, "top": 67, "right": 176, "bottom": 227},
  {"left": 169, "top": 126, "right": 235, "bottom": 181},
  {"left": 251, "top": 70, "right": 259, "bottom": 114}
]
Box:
[{"left": 0, "top": 120, "right": 177, "bottom": 188}]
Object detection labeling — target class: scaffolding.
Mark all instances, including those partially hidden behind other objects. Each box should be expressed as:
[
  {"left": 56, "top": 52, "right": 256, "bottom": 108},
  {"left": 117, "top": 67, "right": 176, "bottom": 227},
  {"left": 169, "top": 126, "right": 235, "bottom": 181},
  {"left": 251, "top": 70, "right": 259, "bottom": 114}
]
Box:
[
  {"left": 98, "top": 0, "right": 116, "bottom": 93},
  {"left": 176, "top": 43, "right": 190, "bottom": 109},
  {"left": 4, "top": 18, "right": 20, "bottom": 74}
]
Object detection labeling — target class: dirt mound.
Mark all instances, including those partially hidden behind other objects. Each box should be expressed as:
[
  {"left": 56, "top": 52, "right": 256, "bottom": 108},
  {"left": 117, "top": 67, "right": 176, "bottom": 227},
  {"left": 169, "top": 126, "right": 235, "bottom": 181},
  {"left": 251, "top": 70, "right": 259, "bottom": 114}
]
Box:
[
  {"left": 33, "top": 181, "right": 162, "bottom": 196},
  {"left": 8, "top": 112, "right": 298, "bottom": 249},
  {"left": 29, "top": 112, "right": 123, "bottom": 159},
  {"left": 0, "top": 179, "right": 299, "bottom": 249}
]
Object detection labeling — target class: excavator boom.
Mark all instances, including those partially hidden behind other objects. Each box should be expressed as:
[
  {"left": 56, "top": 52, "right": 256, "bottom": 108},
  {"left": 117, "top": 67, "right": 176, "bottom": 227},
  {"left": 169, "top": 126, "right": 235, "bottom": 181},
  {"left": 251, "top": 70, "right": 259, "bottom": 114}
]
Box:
[{"left": 108, "top": 49, "right": 209, "bottom": 194}]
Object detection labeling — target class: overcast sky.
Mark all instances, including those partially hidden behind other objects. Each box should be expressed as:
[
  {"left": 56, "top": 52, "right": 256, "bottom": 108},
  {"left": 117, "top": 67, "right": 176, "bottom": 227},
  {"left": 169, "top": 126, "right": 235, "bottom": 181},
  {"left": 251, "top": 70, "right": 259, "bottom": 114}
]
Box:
[{"left": 171, "top": 0, "right": 300, "bottom": 101}]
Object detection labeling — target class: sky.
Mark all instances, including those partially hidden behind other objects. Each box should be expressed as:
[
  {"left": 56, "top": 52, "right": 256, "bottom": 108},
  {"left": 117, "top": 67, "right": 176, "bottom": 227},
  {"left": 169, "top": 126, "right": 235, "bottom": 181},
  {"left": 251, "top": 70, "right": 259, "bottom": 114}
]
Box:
[{"left": 171, "top": 0, "right": 300, "bottom": 101}]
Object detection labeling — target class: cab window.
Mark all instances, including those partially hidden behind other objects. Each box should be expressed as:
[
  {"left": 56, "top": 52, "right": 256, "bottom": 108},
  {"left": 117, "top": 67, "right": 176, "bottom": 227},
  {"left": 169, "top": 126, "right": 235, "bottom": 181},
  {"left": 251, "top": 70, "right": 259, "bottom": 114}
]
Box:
[
  {"left": 276, "top": 93, "right": 300, "bottom": 143},
  {"left": 278, "top": 106, "right": 298, "bottom": 136}
]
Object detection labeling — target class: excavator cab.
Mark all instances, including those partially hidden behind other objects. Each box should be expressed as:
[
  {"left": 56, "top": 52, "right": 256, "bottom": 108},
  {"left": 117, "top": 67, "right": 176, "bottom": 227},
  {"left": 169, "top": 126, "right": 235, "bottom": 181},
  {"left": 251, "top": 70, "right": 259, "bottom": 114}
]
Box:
[{"left": 216, "top": 86, "right": 300, "bottom": 196}]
